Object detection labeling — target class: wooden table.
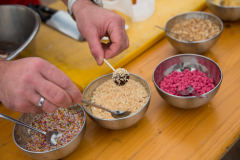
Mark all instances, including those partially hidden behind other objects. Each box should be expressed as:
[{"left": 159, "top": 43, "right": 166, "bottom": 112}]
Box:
[{"left": 1, "top": 7, "right": 240, "bottom": 160}]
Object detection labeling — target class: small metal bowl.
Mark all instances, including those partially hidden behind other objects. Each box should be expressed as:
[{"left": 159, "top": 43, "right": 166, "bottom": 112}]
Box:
[
  {"left": 0, "top": 5, "right": 40, "bottom": 60},
  {"left": 82, "top": 73, "right": 151, "bottom": 130},
  {"left": 153, "top": 54, "right": 223, "bottom": 109},
  {"left": 207, "top": 0, "right": 240, "bottom": 21},
  {"left": 12, "top": 104, "right": 86, "bottom": 160},
  {"left": 165, "top": 11, "right": 223, "bottom": 54}
]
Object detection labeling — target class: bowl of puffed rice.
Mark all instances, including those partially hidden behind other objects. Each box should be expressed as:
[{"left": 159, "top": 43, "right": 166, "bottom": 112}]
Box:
[
  {"left": 13, "top": 104, "right": 86, "bottom": 160},
  {"left": 153, "top": 54, "right": 223, "bottom": 109},
  {"left": 207, "top": 0, "right": 240, "bottom": 21},
  {"left": 82, "top": 73, "right": 151, "bottom": 130},
  {"left": 164, "top": 11, "right": 223, "bottom": 54}
]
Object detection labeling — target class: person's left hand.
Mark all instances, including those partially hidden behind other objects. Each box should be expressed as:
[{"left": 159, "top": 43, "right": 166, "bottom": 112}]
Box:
[{"left": 71, "top": 0, "right": 129, "bottom": 65}]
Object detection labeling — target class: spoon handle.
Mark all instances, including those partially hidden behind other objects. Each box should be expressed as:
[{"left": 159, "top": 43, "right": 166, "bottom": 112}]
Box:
[
  {"left": 192, "top": 91, "right": 208, "bottom": 99},
  {"left": 155, "top": 25, "right": 190, "bottom": 42},
  {"left": 0, "top": 112, "right": 46, "bottom": 135},
  {"left": 82, "top": 99, "right": 113, "bottom": 113}
]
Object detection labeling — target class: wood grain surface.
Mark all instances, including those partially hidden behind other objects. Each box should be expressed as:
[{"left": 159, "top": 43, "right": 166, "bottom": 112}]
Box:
[{"left": 1, "top": 4, "right": 240, "bottom": 160}]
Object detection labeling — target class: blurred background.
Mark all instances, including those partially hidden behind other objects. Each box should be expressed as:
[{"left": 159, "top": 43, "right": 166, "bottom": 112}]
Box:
[{"left": 40, "top": 0, "right": 57, "bottom": 5}]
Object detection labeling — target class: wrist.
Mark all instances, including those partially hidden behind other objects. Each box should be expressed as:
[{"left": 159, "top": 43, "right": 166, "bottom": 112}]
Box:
[
  {"left": 72, "top": 0, "right": 95, "bottom": 17},
  {"left": 0, "top": 57, "right": 6, "bottom": 62}
]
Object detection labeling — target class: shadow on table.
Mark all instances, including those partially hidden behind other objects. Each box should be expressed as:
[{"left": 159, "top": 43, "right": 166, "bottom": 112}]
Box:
[{"left": 222, "top": 139, "right": 240, "bottom": 160}]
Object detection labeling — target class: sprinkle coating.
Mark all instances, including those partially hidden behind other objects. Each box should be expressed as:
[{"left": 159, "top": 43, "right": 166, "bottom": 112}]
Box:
[
  {"left": 112, "top": 68, "right": 129, "bottom": 86},
  {"left": 26, "top": 108, "right": 84, "bottom": 152}
]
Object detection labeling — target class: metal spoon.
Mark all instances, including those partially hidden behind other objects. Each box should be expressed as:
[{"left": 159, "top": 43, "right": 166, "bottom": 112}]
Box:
[
  {"left": 155, "top": 25, "right": 191, "bottom": 42},
  {"left": 177, "top": 85, "right": 208, "bottom": 99},
  {"left": 82, "top": 99, "right": 132, "bottom": 118},
  {"left": 0, "top": 112, "right": 62, "bottom": 145}
]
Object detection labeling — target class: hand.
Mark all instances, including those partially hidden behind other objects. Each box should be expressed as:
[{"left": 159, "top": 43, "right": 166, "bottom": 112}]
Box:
[
  {"left": 0, "top": 57, "right": 82, "bottom": 113},
  {"left": 72, "top": 0, "right": 129, "bottom": 65}
]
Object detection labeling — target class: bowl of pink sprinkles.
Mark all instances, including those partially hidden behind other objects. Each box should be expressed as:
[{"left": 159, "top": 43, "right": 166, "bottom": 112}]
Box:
[{"left": 153, "top": 54, "right": 223, "bottom": 109}]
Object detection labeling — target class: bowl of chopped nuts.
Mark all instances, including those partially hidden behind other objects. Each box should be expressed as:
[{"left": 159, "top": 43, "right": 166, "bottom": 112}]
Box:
[
  {"left": 82, "top": 73, "right": 151, "bottom": 130},
  {"left": 153, "top": 54, "right": 223, "bottom": 109},
  {"left": 207, "top": 0, "right": 240, "bottom": 21},
  {"left": 13, "top": 104, "right": 86, "bottom": 160},
  {"left": 165, "top": 11, "right": 223, "bottom": 54}
]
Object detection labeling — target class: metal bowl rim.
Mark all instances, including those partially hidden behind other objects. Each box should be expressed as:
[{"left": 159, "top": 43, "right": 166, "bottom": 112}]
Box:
[
  {"left": 207, "top": 0, "right": 240, "bottom": 8},
  {"left": 12, "top": 104, "right": 87, "bottom": 154},
  {"left": 164, "top": 11, "right": 223, "bottom": 44},
  {"left": 152, "top": 53, "right": 223, "bottom": 99},
  {"left": 1, "top": 5, "right": 41, "bottom": 60},
  {"left": 82, "top": 73, "right": 151, "bottom": 121}
]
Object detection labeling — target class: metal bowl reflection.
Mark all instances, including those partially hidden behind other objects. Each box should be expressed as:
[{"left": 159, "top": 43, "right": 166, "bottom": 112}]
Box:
[
  {"left": 0, "top": 5, "right": 40, "bottom": 60},
  {"left": 153, "top": 54, "right": 223, "bottom": 109},
  {"left": 12, "top": 104, "right": 86, "bottom": 160},
  {"left": 207, "top": 0, "right": 240, "bottom": 21},
  {"left": 165, "top": 11, "right": 223, "bottom": 54},
  {"left": 82, "top": 73, "right": 151, "bottom": 130}
]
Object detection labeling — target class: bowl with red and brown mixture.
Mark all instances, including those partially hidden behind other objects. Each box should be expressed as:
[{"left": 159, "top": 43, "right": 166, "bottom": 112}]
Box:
[
  {"left": 164, "top": 11, "right": 223, "bottom": 54},
  {"left": 82, "top": 73, "right": 151, "bottom": 130}
]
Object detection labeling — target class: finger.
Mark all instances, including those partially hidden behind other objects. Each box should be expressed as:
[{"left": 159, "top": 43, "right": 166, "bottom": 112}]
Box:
[
  {"left": 35, "top": 76, "right": 72, "bottom": 108},
  {"left": 13, "top": 101, "right": 42, "bottom": 114},
  {"left": 105, "top": 23, "right": 127, "bottom": 59},
  {"left": 102, "top": 42, "right": 111, "bottom": 53},
  {"left": 38, "top": 60, "right": 82, "bottom": 103},
  {"left": 84, "top": 30, "right": 104, "bottom": 65},
  {"left": 29, "top": 91, "right": 59, "bottom": 113}
]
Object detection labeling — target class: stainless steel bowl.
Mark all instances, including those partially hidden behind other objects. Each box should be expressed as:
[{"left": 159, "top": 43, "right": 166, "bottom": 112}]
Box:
[
  {"left": 165, "top": 11, "right": 223, "bottom": 54},
  {"left": 0, "top": 5, "right": 40, "bottom": 60},
  {"left": 153, "top": 54, "right": 223, "bottom": 109},
  {"left": 12, "top": 104, "right": 86, "bottom": 160},
  {"left": 207, "top": 0, "right": 240, "bottom": 21},
  {"left": 82, "top": 73, "right": 151, "bottom": 130}
]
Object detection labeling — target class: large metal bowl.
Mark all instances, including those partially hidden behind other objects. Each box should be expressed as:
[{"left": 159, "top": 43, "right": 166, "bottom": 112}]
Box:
[
  {"left": 82, "top": 73, "right": 151, "bottom": 130},
  {"left": 165, "top": 11, "right": 223, "bottom": 54},
  {"left": 0, "top": 5, "right": 40, "bottom": 60},
  {"left": 12, "top": 104, "right": 86, "bottom": 160},
  {"left": 153, "top": 54, "right": 223, "bottom": 109},
  {"left": 207, "top": 0, "right": 240, "bottom": 21}
]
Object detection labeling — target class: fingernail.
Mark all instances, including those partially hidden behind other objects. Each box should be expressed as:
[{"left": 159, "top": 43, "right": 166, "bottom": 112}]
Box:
[
  {"left": 76, "top": 95, "right": 82, "bottom": 103},
  {"left": 99, "top": 57, "right": 104, "bottom": 65},
  {"left": 96, "top": 58, "right": 100, "bottom": 65}
]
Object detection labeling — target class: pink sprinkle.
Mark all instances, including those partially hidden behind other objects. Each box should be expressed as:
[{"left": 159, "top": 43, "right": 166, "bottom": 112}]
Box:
[{"left": 159, "top": 69, "right": 215, "bottom": 96}]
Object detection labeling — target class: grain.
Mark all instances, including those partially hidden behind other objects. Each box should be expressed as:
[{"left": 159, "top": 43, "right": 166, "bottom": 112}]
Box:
[
  {"left": 221, "top": 0, "right": 240, "bottom": 6},
  {"left": 90, "top": 79, "right": 149, "bottom": 119},
  {"left": 170, "top": 18, "right": 220, "bottom": 42}
]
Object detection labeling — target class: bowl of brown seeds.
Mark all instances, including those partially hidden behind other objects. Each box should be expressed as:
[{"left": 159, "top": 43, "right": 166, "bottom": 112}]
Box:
[
  {"left": 164, "top": 11, "right": 223, "bottom": 54},
  {"left": 207, "top": 0, "right": 240, "bottom": 21},
  {"left": 81, "top": 73, "right": 151, "bottom": 130}
]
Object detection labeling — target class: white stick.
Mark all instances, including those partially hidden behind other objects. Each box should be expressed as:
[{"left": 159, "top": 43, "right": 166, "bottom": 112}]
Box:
[{"left": 104, "top": 59, "right": 115, "bottom": 72}]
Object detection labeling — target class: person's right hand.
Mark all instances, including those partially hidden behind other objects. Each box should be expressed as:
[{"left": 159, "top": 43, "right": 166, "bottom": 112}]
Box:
[
  {"left": 71, "top": 0, "right": 129, "bottom": 65},
  {"left": 0, "top": 57, "right": 82, "bottom": 113}
]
